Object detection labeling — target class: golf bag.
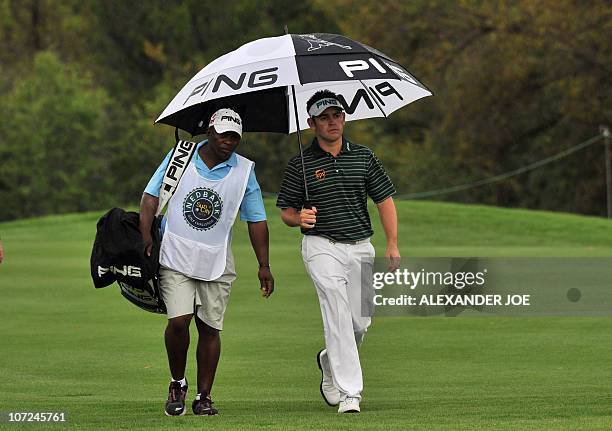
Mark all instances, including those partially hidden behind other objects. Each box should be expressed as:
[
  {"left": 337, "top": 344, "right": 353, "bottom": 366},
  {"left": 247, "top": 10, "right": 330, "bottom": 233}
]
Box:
[
  {"left": 90, "top": 135, "right": 198, "bottom": 314},
  {"left": 91, "top": 208, "right": 166, "bottom": 313}
]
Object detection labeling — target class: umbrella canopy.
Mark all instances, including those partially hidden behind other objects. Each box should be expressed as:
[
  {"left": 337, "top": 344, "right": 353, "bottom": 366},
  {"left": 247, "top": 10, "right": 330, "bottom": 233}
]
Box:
[{"left": 156, "top": 33, "right": 432, "bottom": 136}]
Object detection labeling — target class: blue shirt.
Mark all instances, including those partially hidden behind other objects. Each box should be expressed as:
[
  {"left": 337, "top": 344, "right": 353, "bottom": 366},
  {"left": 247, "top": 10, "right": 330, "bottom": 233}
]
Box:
[{"left": 144, "top": 141, "right": 266, "bottom": 222}]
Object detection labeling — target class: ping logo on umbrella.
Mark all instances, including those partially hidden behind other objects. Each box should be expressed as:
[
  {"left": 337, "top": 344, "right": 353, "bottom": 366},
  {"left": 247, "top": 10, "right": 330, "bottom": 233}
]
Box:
[
  {"left": 157, "top": 32, "right": 432, "bottom": 136},
  {"left": 338, "top": 58, "right": 388, "bottom": 78},
  {"left": 183, "top": 187, "right": 223, "bottom": 231},
  {"left": 298, "top": 34, "right": 353, "bottom": 52},
  {"left": 183, "top": 67, "right": 279, "bottom": 106}
]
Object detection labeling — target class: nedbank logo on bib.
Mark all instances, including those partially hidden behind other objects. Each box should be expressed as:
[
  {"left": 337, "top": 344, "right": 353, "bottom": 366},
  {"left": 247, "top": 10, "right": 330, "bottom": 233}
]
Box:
[{"left": 183, "top": 188, "right": 223, "bottom": 230}]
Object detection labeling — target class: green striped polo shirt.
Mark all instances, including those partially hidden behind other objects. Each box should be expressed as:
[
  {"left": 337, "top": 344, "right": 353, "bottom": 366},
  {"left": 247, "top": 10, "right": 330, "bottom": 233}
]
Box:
[{"left": 276, "top": 137, "right": 396, "bottom": 242}]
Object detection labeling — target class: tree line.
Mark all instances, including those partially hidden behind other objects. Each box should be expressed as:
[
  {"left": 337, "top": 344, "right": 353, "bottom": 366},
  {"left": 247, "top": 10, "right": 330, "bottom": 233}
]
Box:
[{"left": 0, "top": 0, "right": 610, "bottom": 221}]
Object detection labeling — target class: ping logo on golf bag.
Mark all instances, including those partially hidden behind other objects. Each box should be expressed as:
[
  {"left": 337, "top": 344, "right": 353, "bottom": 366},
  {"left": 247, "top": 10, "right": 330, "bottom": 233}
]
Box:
[
  {"left": 167, "top": 141, "right": 196, "bottom": 182},
  {"left": 183, "top": 187, "right": 223, "bottom": 231},
  {"left": 118, "top": 281, "right": 155, "bottom": 303},
  {"left": 98, "top": 265, "right": 142, "bottom": 278},
  {"left": 117, "top": 280, "right": 166, "bottom": 314}
]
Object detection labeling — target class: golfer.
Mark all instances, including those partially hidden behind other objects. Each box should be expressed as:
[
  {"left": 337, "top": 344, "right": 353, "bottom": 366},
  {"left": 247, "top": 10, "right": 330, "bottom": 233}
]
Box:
[
  {"left": 277, "top": 90, "right": 399, "bottom": 413},
  {"left": 139, "top": 108, "right": 274, "bottom": 416}
]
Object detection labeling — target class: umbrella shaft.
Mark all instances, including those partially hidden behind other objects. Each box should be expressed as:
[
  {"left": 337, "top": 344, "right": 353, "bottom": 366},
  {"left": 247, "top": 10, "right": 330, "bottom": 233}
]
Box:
[{"left": 291, "top": 85, "right": 311, "bottom": 206}]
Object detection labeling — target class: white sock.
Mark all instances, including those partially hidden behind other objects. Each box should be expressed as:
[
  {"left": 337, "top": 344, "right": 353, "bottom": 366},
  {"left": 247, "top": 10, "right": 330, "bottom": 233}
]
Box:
[
  {"left": 195, "top": 392, "right": 210, "bottom": 400},
  {"left": 172, "top": 377, "right": 187, "bottom": 387}
]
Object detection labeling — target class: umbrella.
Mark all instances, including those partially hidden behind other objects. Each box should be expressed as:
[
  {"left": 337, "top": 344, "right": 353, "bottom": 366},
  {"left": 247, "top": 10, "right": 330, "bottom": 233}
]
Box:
[
  {"left": 155, "top": 32, "right": 432, "bottom": 200},
  {"left": 156, "top": 32, "right": 432, "bottom": 135}
]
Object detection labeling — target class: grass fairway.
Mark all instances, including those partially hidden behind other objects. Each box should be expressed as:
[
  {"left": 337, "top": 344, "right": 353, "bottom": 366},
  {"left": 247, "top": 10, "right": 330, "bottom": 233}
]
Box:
[{"left": 1, "top": 199, "right": 612, "bottom": 430}]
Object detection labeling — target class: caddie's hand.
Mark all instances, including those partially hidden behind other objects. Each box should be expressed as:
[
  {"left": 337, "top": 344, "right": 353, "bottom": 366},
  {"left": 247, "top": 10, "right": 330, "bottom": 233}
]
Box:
[
  {"left": 258, "top": 266, "right": 274, "bottom": 298},
  {"left": 142, "top": 235, "right": 153, "bottom": 257},
  {"left": 385, "top": 244, "right": 401, "bottom": 272},
  {"left": 300, "top": 206, "right": 317, "bottom": 229}
]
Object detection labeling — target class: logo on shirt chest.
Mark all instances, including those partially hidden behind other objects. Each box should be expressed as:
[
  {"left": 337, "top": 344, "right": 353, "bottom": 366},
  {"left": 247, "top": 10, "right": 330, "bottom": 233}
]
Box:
[
  {"left": 183, "top": 187, "right": 223, "bottom": 231},
  {"left": 314, "top": 169, "right": 326, "bottom": 181}
]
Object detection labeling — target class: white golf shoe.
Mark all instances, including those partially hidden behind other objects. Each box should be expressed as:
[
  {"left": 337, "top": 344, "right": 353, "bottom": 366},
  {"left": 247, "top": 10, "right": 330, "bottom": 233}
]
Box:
[
  {"left": 338, "top": 396, "right": 360, "bottom": 413},
  {"left": 316, "top": 349, "right": 340, "bottom": 406}
]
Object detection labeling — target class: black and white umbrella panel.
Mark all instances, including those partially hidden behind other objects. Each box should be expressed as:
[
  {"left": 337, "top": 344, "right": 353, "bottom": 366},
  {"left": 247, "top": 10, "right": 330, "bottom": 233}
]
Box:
[{"left": 156, "top": 33, "right": 432, "bottom": 135}]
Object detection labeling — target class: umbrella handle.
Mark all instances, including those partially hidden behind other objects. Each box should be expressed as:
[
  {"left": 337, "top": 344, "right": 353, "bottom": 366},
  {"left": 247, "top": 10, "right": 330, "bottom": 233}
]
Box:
[{"left": 300, "top": 201, "right": 313, "bottom": 235}]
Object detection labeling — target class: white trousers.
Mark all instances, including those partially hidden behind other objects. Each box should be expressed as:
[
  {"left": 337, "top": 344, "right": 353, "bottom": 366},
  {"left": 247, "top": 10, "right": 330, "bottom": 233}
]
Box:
[{"left": 301, "top": 235, "right": 375, "bottom": 400}]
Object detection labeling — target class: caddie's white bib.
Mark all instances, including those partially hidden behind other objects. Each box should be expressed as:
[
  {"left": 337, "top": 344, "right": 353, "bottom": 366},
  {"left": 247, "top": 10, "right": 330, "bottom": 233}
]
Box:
[{"left": 160, "top": 154, "right": 253, "bottom": 280}]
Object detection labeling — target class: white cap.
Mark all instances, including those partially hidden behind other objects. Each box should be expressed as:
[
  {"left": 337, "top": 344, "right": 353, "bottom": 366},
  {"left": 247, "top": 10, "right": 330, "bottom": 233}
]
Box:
[
  {"left": 208, "top": 108, "right": 242, "bottom": 137},
  {"left": 308, "top": 97, "right": 344, "bottom": 117}
]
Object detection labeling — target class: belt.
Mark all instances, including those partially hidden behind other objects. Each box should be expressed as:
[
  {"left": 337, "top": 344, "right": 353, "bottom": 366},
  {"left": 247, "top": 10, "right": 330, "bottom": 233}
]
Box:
[{"left": 320, "top": 236, "right": 370, "bottom": 245}]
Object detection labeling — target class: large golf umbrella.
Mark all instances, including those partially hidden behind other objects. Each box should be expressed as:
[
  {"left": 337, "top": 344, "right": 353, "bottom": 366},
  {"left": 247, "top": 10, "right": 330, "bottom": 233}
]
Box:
[
  {"left": 156, "top": 33, "right": 432, "bottom": 135},
  {"left": 156, "top": 33, "right": 432, "bottom": 201}
]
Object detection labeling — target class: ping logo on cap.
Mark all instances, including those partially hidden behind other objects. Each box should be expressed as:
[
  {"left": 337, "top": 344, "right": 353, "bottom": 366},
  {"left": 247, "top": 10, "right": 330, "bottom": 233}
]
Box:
[
  {"left": 316, "top": 99, "right": 339, "bottom": 109},
  {"left": 220, "top": 115, "right": 241, "bottom": 125},
  {"left": 308, "top": 97, "right": 344, "bottom": 117},
  {"left": 207, "top": 108, "right": 243, "bottom": 136}
]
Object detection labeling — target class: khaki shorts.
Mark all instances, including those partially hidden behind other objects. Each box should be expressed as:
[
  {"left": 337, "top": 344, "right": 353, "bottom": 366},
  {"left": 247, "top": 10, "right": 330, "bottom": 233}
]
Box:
[{"left": 159, "top": 250, "right": 236, "bottom": 330}]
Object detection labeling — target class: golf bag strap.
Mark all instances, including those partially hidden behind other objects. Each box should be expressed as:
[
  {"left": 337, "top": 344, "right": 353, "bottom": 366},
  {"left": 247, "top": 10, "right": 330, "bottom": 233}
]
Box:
[{"left": 156, "top": 135, "right": 198, "bottom": 216}]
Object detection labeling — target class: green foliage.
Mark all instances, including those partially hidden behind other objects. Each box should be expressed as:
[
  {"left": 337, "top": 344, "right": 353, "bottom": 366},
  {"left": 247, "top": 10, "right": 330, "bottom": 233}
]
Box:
[
  {"left": 85, "top": 0, "right": 338, "bottom": 104},
  {"left": 0, "top": 51, "right": 111, "bottom": 220},
  {"left": 0, "top": 0, "right": 610, "bottom": 220},
  {"left": 331, "top": 0, "right": 612, "bottom": 214}
]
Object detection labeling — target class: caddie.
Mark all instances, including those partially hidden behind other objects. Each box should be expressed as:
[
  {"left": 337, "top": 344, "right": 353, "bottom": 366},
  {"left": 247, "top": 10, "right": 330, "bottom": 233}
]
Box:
[
  {"left": 139, "top": 108, "right": 274, "bottom": 416},
  {"left": 276, "top": 90, "right": 400, "bottom": 413}
]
